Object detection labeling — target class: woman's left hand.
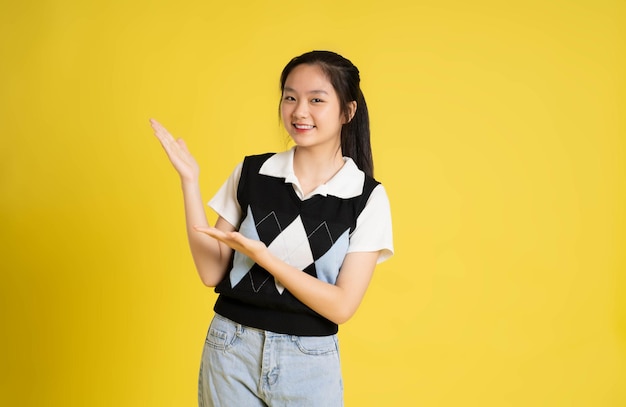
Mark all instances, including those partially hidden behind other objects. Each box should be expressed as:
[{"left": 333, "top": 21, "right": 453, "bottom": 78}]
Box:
[{"left": 194, "top": 226, "right": 270, "bottom": 265}]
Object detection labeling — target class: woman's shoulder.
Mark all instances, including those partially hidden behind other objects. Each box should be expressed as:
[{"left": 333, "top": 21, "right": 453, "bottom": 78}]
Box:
[
  {"left": 243, "top": 151, "right": 276, "bottom": 161},
  {"left": 241, "top": 152, "right": 277, "bottom": 169}
]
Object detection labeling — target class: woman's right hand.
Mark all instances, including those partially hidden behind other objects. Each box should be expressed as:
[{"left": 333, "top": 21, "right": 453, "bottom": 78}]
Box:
[{"left": 150, "top": 118, "right": 200, "bottom": 183}]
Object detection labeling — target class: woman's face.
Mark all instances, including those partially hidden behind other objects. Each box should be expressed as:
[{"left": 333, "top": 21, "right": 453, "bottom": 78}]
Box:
[{"left": 280, "top": 64, "right": 347, "bottom": 151}]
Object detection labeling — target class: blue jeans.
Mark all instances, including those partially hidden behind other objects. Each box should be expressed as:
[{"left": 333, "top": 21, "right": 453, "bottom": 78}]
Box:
[{"left": 198, "top": 313, "right": 343, "bottom": 406}]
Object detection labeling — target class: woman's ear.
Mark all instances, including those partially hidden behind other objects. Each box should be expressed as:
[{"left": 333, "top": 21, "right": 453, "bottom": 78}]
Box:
[{"left": 346, "top": 101, "right": 357, "bottom": 123}]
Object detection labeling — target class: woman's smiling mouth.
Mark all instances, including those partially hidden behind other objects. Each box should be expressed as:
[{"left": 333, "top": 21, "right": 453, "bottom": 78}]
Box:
[{"left": 293, "top": 124, "right": 315, "bottom": 130}]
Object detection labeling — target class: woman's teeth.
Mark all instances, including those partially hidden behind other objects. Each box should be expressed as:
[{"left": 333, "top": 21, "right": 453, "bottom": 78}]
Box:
[{"left": 294, "top": 124, "right": 314, "bottom": 129}]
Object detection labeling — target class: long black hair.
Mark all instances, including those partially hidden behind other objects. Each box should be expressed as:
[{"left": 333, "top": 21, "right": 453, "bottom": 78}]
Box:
[{"left": 279, "top": 50, "right": 374, "bottom": 177}]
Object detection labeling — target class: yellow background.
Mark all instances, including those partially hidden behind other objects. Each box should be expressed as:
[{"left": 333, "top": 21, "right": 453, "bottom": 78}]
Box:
[{"left": 1, "top": 0, "right": 624, "bottom": 405}]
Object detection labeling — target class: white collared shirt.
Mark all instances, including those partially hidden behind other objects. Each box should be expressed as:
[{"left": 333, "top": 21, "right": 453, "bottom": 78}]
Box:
[{"left": 209, "top": 147, "right": 394, "bottom": 263}]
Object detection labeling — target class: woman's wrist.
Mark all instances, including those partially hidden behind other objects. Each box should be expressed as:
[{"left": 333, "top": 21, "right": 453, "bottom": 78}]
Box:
[
  {"left": 253, "top": 246, "right": 277, "bottom": 273},
  {"left": 180, "top": 176, "right": 200, "bottom": 191}
]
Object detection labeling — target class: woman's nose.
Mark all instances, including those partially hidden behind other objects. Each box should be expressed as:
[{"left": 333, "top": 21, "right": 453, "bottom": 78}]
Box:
[{"left": 293, "top": 101, "right": 308, "bottom": 118}]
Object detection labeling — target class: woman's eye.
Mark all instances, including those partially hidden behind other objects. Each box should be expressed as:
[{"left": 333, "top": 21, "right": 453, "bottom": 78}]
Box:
[
  {"left": 283, "top": 96, "right": 295, "bottom": 101},
  {"left": 311, "top": 98, "right": 323, "bottom": 103}
]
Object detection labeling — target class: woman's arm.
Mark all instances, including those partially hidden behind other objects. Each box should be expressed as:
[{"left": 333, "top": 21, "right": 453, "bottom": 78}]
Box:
[
  {"left": 194, "top": 226, "right": 379, "bottom": 324},
  {"left": 150, "top": 119, "right": 234, "bottom": 286},
  {"left": 264, "top": 250, "right": 379, "bottom": 324},
  {"left": 182, "top": 185, "right": 235, "bottom": 286}
]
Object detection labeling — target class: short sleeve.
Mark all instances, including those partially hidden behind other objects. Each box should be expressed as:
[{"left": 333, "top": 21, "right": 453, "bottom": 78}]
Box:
[
  {"left": 207, "top": 162, "right": 243, "bottom": 228},
  {"left": 348, "top": 184, "right": 394, "bottom": 263}
]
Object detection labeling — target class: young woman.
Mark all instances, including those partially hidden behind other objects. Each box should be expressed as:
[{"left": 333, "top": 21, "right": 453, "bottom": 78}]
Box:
[{"left": 151, "top": 50, "right": 393, "bottom": 406}]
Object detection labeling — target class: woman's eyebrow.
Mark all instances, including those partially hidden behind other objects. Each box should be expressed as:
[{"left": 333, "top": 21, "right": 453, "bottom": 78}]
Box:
[{"left": 283, "top": 87, "right": 329, "bottom": 95}]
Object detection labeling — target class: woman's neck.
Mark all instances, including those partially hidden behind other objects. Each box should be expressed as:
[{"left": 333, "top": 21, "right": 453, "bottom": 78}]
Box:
[{"left": 292, "top": 145, "right": 345, "bottom": 196}]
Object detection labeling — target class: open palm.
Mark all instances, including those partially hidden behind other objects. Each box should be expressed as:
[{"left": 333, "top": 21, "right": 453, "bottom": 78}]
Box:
[
  {"left": 150, "top": 118, "right": 200, "bottom": 182},
  {"left": 194, "top": 226, "right": 269, "bottom": 264}
]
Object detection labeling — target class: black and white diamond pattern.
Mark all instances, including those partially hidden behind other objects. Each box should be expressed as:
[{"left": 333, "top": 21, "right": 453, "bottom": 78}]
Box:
[{"left": 229, "top": 206, "right": 349, "bottom": 293}]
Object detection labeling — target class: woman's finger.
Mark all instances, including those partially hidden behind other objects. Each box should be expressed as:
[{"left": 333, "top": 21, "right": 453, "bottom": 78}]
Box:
[
  {"left": 150, "top": 118, "right": 175, "bottom": 145},
  {"left": 177, "top": 138, "right": 191, "bottom": 154},
  {"left": 194, "top": 225, "right": 222, "bottom": 238},
  {"left": 194, "top": 226, "right": 243, "bottom": 248}
]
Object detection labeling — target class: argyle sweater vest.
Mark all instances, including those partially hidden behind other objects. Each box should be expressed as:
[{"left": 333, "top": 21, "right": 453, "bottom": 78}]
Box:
[{"left": 214, "top": 153, "right": 380, "bottom": 336}]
